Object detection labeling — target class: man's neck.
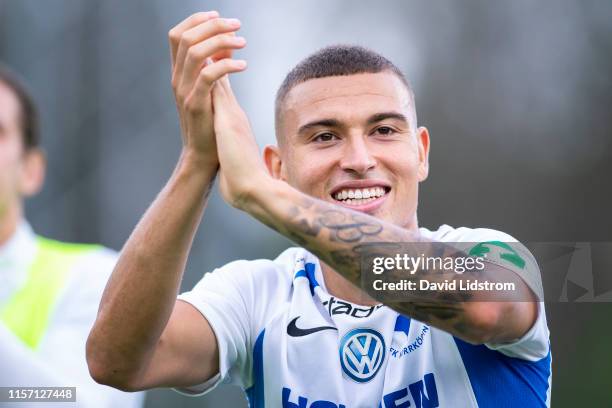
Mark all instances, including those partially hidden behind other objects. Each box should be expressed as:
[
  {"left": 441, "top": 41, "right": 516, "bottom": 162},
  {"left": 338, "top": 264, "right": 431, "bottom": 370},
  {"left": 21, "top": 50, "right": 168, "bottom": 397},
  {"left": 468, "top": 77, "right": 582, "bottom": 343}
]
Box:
[
  {"left": 320, "top": 262, "right": 379, "bottom": 306},
  {"left": 0, "top": 205, "right": 22, "bottom": 247}
]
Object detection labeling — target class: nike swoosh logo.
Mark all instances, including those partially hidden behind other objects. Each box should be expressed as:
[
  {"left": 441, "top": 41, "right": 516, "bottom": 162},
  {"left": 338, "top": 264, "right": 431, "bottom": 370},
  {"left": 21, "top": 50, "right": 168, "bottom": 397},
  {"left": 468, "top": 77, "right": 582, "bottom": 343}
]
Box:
[{"left": 287, "top": 316, "right": 338, "bottom": 337}]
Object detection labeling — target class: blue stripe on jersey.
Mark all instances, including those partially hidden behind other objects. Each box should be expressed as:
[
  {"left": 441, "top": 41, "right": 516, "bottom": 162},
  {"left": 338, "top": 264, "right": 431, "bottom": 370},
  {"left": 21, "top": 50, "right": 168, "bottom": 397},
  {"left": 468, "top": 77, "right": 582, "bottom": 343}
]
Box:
[
  {"left": 293, "top": 262, "right": 319, "bottom": 295},
  {"left": 246, "top": 329, "right": 266, "bottom": 408},
  {"left": 454, "top": 338, "right": 551, "bottom": 407},
  {"left": 394, "top": 315, "right": 411, "bottom": 335}
]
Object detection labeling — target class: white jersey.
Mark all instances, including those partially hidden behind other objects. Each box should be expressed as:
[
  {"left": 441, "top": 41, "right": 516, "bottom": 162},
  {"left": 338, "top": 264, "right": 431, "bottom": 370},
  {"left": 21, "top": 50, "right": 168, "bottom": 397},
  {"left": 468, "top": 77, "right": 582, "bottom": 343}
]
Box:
[
  {"left": 0, "top": 221, "right": 145, "bottom": 408},
  {"left": 178, "top": 225, "right": 551, "bottom": 408}
]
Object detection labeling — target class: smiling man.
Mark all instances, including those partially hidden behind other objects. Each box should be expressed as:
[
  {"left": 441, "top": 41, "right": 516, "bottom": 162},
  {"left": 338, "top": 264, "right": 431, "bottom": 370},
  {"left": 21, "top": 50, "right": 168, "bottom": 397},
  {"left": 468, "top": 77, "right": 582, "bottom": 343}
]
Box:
[{"left": 87, "top": 12, "right": 551, "bottom": 408}]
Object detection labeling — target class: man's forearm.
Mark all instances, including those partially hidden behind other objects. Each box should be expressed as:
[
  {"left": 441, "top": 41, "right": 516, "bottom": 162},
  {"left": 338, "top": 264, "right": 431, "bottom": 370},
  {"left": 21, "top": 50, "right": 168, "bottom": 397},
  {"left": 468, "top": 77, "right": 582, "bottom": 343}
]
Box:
[
  {"left": 87, "top": 152, "right": 217, "bottom": 382},
  {"left": 244, "top": 178, "right": 533, "bottom": 344}
]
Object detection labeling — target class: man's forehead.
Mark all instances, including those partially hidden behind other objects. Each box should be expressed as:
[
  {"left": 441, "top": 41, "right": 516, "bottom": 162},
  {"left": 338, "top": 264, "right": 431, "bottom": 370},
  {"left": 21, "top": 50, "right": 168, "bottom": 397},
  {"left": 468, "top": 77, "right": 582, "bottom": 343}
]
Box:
[
  {"left": 0, "top": 82, "right": 20, "bottom": 126},
  {"left": 281, "top": 72, "right": 413, "bottom": 128}
]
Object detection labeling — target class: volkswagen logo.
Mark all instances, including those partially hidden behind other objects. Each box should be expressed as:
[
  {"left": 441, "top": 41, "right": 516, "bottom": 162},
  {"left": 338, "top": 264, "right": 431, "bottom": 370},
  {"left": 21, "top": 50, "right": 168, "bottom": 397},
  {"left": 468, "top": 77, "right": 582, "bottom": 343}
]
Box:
[{"left": 339, "top": 328, "right": 386, "bottom": 383}]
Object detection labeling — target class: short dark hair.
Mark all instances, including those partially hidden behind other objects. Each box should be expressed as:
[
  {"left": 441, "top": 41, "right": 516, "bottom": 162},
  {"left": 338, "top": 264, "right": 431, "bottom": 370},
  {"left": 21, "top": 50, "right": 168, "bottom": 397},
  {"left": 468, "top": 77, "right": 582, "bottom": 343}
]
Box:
[
  {"left": 0, "top": 65, "right": 40, "bottom": 150},
  {"left": 275, "top": 45, "right": 415, "bottom": 137}
]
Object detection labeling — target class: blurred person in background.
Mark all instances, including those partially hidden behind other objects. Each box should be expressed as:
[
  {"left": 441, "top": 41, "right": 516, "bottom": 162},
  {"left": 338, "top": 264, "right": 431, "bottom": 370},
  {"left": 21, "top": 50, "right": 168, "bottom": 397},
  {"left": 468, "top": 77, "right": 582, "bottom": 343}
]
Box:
[
  {"left": 0, "top": 65, "right": 144, "bottom": 408},
  {"left": 88, "top": 11, "right": 551, "bottom": 407}
]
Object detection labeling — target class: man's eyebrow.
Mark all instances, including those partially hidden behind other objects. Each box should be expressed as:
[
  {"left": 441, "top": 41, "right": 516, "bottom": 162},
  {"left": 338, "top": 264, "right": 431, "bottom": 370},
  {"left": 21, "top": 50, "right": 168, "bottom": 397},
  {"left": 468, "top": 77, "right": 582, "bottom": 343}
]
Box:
[
  {"left": 366, "top": 112, "right": 409, "bottom": 125},
  {"left": 296, "top": 112, "right": 409, "bottom": 135},
  {"left": 297, "top": 118, "right": 343, "bottom": 134}
]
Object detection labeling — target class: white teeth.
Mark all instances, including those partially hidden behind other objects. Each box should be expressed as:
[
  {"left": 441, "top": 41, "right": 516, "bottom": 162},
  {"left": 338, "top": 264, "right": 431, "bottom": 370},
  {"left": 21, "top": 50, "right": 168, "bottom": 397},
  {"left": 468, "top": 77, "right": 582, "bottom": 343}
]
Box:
[{"left": 333, "top": 186, "right": 388, "bottom": 203}]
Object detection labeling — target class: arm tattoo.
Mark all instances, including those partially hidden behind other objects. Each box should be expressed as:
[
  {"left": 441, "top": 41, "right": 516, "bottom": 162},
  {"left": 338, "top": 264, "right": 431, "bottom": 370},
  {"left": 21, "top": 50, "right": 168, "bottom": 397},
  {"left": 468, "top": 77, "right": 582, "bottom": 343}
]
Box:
[
  {"left": 257, "top": 192, "right": 505, "bottom": 338},
  {"left": 319, "top": 210, "right": 383, "bottom": 243}
]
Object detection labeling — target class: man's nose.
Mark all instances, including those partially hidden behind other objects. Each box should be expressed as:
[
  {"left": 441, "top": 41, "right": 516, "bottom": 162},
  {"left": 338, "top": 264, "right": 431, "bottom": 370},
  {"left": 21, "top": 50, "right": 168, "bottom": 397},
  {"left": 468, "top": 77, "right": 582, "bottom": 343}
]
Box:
[{"left": 339, "top": 136, "right": 376, "bottom": 175}]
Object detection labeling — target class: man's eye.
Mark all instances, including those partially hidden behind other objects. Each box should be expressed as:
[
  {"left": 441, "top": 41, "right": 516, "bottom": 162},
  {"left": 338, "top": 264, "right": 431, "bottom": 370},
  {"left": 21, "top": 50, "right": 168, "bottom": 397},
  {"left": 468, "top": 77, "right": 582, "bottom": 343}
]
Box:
[
  {"left": 374, "top": 126, "right": 396, "bottom": 136},
  {"left": 313, "top": 132, "right": 338, "bottom": 142}
]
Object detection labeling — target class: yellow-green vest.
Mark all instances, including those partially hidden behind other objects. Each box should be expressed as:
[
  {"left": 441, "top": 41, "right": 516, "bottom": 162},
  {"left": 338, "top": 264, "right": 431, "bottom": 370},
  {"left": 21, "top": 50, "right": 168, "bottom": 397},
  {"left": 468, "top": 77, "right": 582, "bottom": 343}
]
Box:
[{"left": 0, "top": 236, "right": 100, "bottom": 349}]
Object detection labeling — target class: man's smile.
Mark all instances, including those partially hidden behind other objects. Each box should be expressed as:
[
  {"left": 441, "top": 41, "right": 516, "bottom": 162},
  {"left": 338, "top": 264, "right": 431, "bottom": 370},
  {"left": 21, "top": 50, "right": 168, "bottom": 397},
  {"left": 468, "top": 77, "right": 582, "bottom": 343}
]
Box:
[{"left": 330, "top": 180, "right": 391, "bottom": 213}]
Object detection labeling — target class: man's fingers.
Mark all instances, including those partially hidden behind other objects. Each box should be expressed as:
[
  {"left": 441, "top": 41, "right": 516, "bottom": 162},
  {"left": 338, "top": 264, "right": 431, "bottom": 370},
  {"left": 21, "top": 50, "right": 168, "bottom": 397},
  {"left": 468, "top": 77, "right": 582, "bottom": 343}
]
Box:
[
  {"left": 168, "top": 11, "right": 219, "bottom": 68},
  {"left": 179, "top": 35, "right": 246, "bottom": 96},
  {"left": 173, "top": 18, "right": 242, "bottom": 87},
  {"left": 216, "top": 75, "right": 240, "bottom": 107},
  {"left": 199, "top": 59, "right": 247, "bottom": 89},
  {"left": 186, "top": 59, "right": 247, "bottom": 112},
  {"left": 211, "top": 74, "right": 231, "bottom": 107}
]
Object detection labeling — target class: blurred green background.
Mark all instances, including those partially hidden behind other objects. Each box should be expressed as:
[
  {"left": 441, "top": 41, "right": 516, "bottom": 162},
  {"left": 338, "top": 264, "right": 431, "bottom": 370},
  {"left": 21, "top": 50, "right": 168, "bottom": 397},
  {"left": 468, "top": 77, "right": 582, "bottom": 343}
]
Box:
[{"left": 1, "top": 0, "right": 611, "bottom": 406}]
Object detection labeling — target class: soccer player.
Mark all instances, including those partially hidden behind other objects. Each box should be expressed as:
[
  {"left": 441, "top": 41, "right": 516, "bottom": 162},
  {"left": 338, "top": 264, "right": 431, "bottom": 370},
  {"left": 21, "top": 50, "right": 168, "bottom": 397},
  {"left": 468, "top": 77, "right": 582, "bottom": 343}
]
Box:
[
  {"left": 0, "top": 66, "right": 144, "bottom": 407},
  {"left": 87, "top": 11, "right": 551, "bottom": 407}
]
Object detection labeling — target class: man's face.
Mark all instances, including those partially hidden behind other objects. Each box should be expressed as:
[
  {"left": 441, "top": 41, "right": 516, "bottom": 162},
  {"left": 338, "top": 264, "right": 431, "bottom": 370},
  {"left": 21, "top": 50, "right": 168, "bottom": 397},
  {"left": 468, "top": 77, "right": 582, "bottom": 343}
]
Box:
[
  {"left": 0, "top": 83, "right": 26, "bottom": 217},
  {"left": 0, "top": 82, "right": 39, "bottom": 221},
  {"left": 274, "top": 72, "right": 430, "bottom": 230}
]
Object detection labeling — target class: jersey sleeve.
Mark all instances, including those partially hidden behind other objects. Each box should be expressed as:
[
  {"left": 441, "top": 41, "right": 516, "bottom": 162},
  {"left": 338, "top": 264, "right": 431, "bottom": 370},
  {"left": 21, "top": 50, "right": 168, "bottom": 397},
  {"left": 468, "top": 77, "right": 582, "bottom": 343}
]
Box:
[
  {"left": 485, "top": 301, "right": 550, "bottom": 361},
  {"left": 175, "top": 257, "right": 289, "bottom": 395},
  {"left": 460, "top": 228, "right": 550, "bottom": 361}
]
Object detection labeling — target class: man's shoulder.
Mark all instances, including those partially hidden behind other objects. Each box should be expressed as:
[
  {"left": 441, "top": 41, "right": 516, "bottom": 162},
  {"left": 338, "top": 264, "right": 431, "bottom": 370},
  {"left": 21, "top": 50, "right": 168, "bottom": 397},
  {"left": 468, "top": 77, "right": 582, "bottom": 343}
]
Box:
[
  {"left": 26, "top": 233, "right": 118, "bottom": 302},
  {"left": 34, "top": 235, "right": 118, "bottom": 280},
  {"left": 419, "top": 224, "right": 519, "bottom": 243},
  {"left": 181, "top": 247, "right": 310, "bottom": 320},
  {"left": 34, "top": 233, "right": 117, "bottom": 258},
  {"left": 30, "top": 237, "right": 119, "bottom": 321},
  {"left": 212, "top": 246, "right": 307, "bottom": 286}
]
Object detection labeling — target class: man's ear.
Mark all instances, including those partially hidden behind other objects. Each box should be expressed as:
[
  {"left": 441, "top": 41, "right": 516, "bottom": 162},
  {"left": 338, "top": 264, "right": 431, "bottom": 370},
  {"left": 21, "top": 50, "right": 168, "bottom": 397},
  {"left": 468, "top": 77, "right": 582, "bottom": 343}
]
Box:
[
  {"left": 263, "top": 144, "right": 285, "bottom": 180},
  {"left": 20, "top": 148, "right": 46, "bottom": 198},
  {"left": 416, "top": 126, "right": 430, "bottom": 182}
]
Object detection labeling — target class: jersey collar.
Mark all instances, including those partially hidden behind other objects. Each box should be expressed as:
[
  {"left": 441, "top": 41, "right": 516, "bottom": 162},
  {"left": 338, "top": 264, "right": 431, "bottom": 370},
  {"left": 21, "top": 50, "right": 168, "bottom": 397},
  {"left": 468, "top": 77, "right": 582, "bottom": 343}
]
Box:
[{"left": 0, "top": 220, "right": 37, "bottom": 299}]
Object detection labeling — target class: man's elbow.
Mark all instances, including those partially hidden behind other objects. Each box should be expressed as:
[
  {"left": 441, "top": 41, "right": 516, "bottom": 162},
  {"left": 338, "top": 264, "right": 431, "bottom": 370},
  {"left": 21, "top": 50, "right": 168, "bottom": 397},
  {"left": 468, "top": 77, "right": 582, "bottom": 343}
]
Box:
[
  {"left": 460, "top": 302, "right": 505, "bottom": 345},
  {"left": 87, "top": 363, "right": 142, "bottom": 392},
  {"left": 86, "top": 335, "right": 141, "bottom": 392},
  {"left": 461, "top": 301, "right": 534, "bottom": 345}
]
